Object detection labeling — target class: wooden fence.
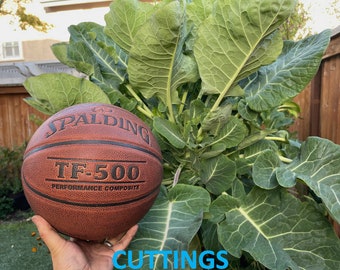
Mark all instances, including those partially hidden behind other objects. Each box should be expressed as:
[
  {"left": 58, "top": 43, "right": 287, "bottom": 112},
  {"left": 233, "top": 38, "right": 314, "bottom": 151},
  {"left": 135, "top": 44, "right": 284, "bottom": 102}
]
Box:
[
  {"left": 292, "top": 27, "right": 340, "bottom": 142},
  {"left": 0, "top": 61, "right": 80, "bottom": 148},
  {"left": 0, "top": 86, "right": 47, "bottom": 147}
]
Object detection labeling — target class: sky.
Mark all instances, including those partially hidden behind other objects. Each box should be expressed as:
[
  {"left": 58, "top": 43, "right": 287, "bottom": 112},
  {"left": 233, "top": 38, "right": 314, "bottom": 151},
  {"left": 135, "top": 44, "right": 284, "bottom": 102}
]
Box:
[
  {"left": 0, "top": 1, "right": 110, "bottom": 42},
  {"left": 0, "top": 0, "right": 339, "bottom": 42},
  {"left": 300, "top": 0, "right": 339, "bottom": 34}
]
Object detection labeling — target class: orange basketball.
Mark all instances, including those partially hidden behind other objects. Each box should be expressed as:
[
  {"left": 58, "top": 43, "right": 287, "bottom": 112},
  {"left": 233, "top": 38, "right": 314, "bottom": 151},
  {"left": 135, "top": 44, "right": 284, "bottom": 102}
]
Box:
[{"left": 22, "top": 103, "right": 163, "bottom": 240}]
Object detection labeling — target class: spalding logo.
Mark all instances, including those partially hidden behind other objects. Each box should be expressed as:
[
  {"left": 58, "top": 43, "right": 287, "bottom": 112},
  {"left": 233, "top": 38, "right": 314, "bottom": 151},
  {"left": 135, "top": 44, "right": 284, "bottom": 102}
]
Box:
[{"left": 44, "top": 105, "right": 151, "bottom": 145}]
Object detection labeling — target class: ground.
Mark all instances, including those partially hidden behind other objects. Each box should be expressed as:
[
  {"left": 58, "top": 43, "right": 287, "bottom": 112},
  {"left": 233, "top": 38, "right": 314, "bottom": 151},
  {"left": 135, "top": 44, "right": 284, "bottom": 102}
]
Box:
[{"left": 0, "top": 209, "right": 53, "bottom": 270}]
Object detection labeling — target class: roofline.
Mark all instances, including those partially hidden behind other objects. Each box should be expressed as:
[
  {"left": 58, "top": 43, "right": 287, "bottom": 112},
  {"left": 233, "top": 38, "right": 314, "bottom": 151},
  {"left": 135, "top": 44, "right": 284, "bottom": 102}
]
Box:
[
  {"left": 331, "top": 25, "right": 340, "bottom": 39},
  {"left": 40, "top": 0, "right": 111, "bottom": 8},
  {"left": 0, "top": 61, "right": 84, "bottom": 87}
]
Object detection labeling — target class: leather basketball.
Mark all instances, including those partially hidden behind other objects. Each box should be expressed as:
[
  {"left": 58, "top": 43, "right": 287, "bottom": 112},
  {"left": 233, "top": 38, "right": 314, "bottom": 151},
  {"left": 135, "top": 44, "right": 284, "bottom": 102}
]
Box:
[{"left": 22, "top": 103, "right": 163, "bottom": 240}]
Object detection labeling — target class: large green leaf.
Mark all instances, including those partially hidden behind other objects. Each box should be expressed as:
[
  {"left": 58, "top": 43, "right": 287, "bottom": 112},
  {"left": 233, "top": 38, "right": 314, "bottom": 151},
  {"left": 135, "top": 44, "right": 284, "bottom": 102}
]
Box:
[
  {"left": 276, "top": 137, "right": 340, "bottom": 223},
  {"left": 153, "top": 117, "right": 186, "bottom": 149},
  {"left": 210, "top": 188, "right": 340, "bottom": 270},
  {"left": 237, "top": 98, "right": 259, "bottom": 123},
  {"left": 127, "top": 1, "right": 199, "bottom": 108},
  {"left": 67, "top": 22, "right": 128, "bottom": 89},
  {"left": 118, "top": 184, "right": 210, "bottom": 269},
  {"left": 200, "top": 220, "right": 222, "bottom": 253},
  {"left": 51, "top": 42, "right": 76, "bottom": 69},
  {"left": 203, "top": 116, "right": 248, "bottom": 149},
  {"left": 235, "top": 139, "right": 278, "bottom": 175},
  {"left": 244, "top": 29, "right": 331, "bottom": 111},
  {"left": 52, "top": 22, "right": 138, "bottom": 108},
  {"left": 104, "top": 0, "right": 154, "bottom": 53},
  {"left": 200, "top": 154, "right": 236, "bottom": 195},
  {"left": 200, "top": 104, "right": 232, "bottom": 134},
  {"left": 186, "top": 0, "right": 214, "bottom": 33},
  {"left": 23, "top": 73, "right": 110, "bottom": 115},
  {"left": 194, "top": 0, "right": 293, "bottom": 96},
  {"left": 52, "top": 22, "right": 130, "bottom": 107},
  {"left": 253, "top": 149, "right": 281, "bottom": 189}
]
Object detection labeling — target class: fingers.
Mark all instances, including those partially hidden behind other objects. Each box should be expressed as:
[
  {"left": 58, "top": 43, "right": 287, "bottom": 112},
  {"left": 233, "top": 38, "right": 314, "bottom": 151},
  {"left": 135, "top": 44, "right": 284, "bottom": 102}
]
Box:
[
  {"left": 32, "top": 215, "right": 138, "bottom": 258},
  {"left": 31, "top": 215, "right": 67, "bottom": 255},
  {"left": 111, "top": 224, "right": 139, "bottom": 252}
]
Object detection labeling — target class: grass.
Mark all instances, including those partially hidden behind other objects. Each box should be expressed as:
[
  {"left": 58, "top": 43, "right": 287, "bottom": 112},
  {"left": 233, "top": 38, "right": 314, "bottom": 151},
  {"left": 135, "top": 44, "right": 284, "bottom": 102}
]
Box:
[{"left": 0, "top": 210, "right": 52, "bottom": 270}]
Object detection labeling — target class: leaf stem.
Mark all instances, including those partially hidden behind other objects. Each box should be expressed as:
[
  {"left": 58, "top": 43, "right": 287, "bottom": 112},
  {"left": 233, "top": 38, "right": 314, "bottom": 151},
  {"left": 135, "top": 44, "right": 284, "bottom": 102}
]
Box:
[
  {"left": 279, "top": 155, "right": 293, "bottom": 163},
  {"left": 136, "top": 105, "right": 153, "bottom": 120},
  {"left": 211, "top": 92, "right": 225, "bottom": 112},
  {"left": 125, "top": 84, "right": 153, "bottom": 119},
  {"left": 173, "top": 165, "right": 183, "bottom": 187},
  {"left": 178, "top": 89, "right": 188, "bottom": 115},
  {"left": 265, "top": 136, "right": 288, "bottom": 143},
  {"left": 167, "top": 91, "right": 176, "bottom": 123}
]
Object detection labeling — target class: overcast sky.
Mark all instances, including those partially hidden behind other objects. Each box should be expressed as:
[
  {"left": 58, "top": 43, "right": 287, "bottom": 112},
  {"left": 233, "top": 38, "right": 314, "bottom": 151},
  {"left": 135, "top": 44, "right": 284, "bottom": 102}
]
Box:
[
  {"left": 0, "top": 0, "right": 339, "bottom": 42},
  {"left": 300, "top": 0, "right": 339, "bottom": 33}
]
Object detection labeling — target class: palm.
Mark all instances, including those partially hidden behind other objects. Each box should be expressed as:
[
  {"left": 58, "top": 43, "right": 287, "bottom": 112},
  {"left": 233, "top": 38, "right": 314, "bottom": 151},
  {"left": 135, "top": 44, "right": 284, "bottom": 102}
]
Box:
[{"left": 32, "top": 215, "right": 138, "bottom": 270}]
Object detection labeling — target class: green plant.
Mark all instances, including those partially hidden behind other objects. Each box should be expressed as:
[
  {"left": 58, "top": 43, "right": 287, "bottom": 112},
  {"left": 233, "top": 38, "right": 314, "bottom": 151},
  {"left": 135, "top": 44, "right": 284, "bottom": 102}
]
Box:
[
  {"left": 0, "top": 196, "right": 14, "bottom": 219},
  {"left": 0, "top": 144, "right": 25, "bottom": 195},
  {"left": 0, "top": 144, "right": 26, "bottom": 219},
  {"left": 22, "top": 0, "right": 340, "bottom": 268}
]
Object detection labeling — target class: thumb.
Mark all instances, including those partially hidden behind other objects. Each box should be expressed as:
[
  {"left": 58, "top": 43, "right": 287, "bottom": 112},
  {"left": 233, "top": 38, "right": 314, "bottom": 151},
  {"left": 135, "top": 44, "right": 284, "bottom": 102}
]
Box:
[{"left": 32, "top": 215, "right": 67, "bottom": 255}]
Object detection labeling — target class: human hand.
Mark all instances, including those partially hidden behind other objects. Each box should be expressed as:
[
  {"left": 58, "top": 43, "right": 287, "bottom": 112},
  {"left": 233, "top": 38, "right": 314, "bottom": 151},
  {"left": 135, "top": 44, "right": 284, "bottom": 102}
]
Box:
[{"left": 32, "top": 215, "right": 138, "bottom": 270}]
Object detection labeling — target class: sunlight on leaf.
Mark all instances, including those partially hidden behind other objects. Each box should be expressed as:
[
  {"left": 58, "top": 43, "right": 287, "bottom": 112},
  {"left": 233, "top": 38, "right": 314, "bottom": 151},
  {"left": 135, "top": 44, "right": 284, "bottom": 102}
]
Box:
[
  {"left": 277, "top": 137, "right": 340, "bottom": 223},
  {"left": 212, "top": 188, "right": 340, "bottom": 269},
  {"left": 118, "top": 184, "right": 210, "bottom": 269},
  {"left": 23, "top": 73, "right": 110, "bottom": 114}
]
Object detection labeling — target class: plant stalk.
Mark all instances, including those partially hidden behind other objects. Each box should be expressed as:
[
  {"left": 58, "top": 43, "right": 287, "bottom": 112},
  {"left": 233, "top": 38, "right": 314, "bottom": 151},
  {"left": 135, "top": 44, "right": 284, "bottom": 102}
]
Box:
[{"left": 125, "top": 84, "right": 153, "bottom": 119}]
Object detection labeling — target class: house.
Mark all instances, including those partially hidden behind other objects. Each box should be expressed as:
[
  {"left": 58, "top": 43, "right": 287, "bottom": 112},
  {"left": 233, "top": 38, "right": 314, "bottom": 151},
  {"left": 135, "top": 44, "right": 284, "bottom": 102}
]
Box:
[{"left": 0, "top": 0, "right": 111, "bottom": 147}]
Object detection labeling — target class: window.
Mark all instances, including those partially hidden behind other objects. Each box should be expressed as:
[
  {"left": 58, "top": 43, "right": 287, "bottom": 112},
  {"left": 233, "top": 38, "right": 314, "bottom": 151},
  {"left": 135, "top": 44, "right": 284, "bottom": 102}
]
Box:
[{"left": 0, "top": 41, "right": 23, "bottom": 61}]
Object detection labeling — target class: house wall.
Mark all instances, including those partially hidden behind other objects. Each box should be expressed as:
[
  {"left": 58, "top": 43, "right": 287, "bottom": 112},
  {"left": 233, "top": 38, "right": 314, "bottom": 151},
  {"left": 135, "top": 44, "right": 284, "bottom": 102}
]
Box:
[
  {"left": 0, "top": 0, "right": 111, "bottom": 63},
  {"left": 22, "top": 39, "right": 59, "bottom": 62}
]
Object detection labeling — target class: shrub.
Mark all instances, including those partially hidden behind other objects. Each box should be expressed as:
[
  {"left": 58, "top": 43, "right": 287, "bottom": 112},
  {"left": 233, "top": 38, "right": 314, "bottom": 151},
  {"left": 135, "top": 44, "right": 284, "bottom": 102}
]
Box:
[
  {"left": 0, "top": 196, "right": 14, "bottom": 219},
  {"left": 0, "top": 144, "right": 25, "bottom": 195},
  {"left": 0, "top": 144, "right": 26, "bottom": 218}
]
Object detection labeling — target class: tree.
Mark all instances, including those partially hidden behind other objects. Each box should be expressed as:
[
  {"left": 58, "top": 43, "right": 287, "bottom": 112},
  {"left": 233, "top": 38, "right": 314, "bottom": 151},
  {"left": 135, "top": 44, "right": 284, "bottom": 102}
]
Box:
[
  {"left": 280, "top": 1, "right": 312, "bottom": 40},
  {"left": 0, "top": 0, "right": 52, "bottom": 32},
  {"left": 327, "top": 0, "right": 340, "bottom": 21}
]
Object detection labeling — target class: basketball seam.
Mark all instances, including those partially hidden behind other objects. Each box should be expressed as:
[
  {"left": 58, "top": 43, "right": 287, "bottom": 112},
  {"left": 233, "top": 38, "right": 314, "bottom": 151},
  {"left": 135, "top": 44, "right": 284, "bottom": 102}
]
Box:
[
  {"left": 24, "top": 139, "right": 163, "bottom": 163},
  {"left": 22, "top": 173, "right": 161, "bottom": 207}
]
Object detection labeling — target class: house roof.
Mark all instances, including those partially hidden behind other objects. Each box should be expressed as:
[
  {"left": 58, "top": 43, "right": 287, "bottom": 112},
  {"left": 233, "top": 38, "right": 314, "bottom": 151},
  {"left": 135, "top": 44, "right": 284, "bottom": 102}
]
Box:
[
  {"left": 0, "top": 61, "right": 83, "bottom": 87},
  {"left": 39, "top": 0, "right": 111, "bottom": 12},
  {"left": 40, "top": 0, "right": 111, "bottom": 8}
]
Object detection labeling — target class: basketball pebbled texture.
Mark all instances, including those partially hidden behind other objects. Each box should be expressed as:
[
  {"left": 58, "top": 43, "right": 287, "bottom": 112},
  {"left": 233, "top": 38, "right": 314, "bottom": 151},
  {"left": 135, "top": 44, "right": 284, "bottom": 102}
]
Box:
[{"left": 22, "top": 103, "right": 163, "bottom": 241}]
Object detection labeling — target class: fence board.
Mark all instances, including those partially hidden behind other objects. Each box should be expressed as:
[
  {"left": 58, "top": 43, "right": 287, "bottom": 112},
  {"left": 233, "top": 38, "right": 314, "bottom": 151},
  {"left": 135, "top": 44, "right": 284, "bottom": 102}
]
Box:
[
  {"left": 0, "top": 87, "right": 47, "bottom": 148},
  {"left": 320, "top": 55, "right": 340, "bottom": 142},
  {"left": 291, "top": 83, "right": 311, "bottom": 140}
]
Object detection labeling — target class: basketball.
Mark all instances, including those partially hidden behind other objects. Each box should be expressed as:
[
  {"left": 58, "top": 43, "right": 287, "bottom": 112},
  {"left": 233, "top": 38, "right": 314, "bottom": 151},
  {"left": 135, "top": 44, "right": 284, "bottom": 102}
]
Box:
[{"left": 22, "top": 103, "right": 163, "bottom": 241}]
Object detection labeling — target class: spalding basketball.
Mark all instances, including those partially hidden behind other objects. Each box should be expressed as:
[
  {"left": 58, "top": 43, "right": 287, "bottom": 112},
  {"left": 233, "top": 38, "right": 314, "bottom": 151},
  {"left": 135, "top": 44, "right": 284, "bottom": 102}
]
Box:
[{"left": 22, "top": 103, "right": 163, "bottom": 241}]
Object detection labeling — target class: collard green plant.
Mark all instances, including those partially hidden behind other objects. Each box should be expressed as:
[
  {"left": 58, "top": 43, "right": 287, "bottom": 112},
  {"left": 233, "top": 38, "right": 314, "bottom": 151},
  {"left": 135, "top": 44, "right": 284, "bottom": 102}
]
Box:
[{"left": 23, "top": 0, "right": 340, "bottom": 268}]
